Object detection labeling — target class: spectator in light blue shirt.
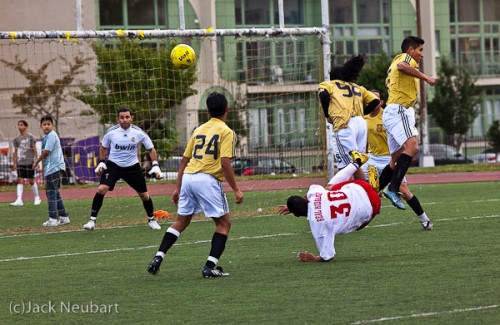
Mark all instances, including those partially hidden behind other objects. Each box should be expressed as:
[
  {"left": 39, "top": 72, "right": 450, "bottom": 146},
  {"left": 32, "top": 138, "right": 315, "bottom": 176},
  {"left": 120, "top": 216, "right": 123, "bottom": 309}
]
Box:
[{"left": 33, "top": 116, "right": 69, "bottom": 227}]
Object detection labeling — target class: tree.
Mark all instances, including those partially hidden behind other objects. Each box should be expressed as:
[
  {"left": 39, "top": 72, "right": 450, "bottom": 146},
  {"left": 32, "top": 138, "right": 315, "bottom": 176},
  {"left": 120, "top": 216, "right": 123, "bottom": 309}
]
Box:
[
  {"left": 1, "top": 55, "right": 89, "bottom": 130},
  {"left": 75, "top": 39, "right": 197, "bottom": 158},
  {"left": 428, "top": 57, "right": 480, "bottom": 151},
  {"left": 357, "top": 52, "right": 392, "bottom": 101},
  {"left": 486, "top": 120, "right": 500, "bottom": 152}
]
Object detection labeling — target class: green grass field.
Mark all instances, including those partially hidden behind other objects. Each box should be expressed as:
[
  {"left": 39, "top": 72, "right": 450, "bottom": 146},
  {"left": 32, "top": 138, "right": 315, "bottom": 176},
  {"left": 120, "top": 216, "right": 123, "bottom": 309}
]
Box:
[{"left": 0, "top": 182, "right": 499, "bottom": 324}]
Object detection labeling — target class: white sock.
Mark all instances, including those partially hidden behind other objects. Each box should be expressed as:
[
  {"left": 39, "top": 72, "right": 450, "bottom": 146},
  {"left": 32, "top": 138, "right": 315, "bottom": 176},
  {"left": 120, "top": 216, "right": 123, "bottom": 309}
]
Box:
[
  {"left": 327, "top": 163, "right": 358, "bottom": 186},
  {"left": 156, "top": 252, "right": 166, "bottom": 258},
  {"left": 16, "top": 184, "right": 23, "bottom": 200},
  {"left": 419, "top": 212, "right": 430, "bottom": 223},
  {"left": 32, "top": 183, "right": 39, "bottom": 198}
]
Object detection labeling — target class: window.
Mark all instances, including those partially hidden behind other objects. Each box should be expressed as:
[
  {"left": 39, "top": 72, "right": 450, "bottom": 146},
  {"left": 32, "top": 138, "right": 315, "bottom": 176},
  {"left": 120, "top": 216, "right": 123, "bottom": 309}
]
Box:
[
  {"left": 484, "top": 0, "right": 500, "bottom": 21},
  {"left": 98, "top": 0, "right": 168, "bottom": 28},
  {"left": 330, "top": 0, "right": 353, "bottom": 24},
  {"left": 235, "top": 0, "right": 303, "bottom": 26},
  {"left": 273, "top": 0, "right": 303, "bottom": 24},
  {"left": 329, "top": 0, "right": 391, "bottom": 56},
  {"left": 235, "top": 0, "right": 270, "bottom": 25},
  {"left": 99, "top": 0, "right": 123, "bottom": 26}
]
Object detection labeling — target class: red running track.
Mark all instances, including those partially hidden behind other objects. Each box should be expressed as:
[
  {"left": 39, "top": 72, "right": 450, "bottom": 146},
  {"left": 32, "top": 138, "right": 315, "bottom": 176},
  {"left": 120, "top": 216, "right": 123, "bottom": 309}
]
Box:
[{"left": 1, "top": 171, "right": 499, "bottom": 202}]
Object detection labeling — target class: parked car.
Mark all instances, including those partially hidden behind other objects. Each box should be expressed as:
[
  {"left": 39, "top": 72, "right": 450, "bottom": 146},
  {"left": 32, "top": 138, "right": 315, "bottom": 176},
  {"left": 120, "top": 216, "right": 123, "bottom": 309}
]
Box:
[
  {"left": 470, "top": 149, "right": 500, "bottom": 163},
  {"left": 160, "top": 156, "right": 182, "bottom": 180},
  {"left": 412, "top": 144, "right": 473, "bottom": 166},
  {"left": 231, "top": 157, "right": 296, "bottom": 175}
]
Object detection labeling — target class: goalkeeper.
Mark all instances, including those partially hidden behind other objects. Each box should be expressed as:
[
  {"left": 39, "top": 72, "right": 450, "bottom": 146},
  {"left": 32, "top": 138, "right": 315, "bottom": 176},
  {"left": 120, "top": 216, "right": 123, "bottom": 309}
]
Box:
[{"left": 83, "top": 107, "right": 163, "bottom": 231}]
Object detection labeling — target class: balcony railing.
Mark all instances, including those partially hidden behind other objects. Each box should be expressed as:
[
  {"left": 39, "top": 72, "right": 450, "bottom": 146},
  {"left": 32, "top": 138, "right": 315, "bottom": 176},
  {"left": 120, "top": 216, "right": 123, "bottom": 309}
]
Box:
[{"left": 452, "top": 51, "right": 500, "bottom": 76}]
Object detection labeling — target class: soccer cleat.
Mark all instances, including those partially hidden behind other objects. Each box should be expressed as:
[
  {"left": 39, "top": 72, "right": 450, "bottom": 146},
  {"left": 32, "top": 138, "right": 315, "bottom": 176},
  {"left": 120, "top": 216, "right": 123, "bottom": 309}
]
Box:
[
  {"left": 10, "top": 199, "right": 23, "bottom": 206},
  {"left": 34, "top": 197, "right": 42, "bottom": 205},
  {"left": 367, "top": 165, "right": 380, "bottom": 192},
  {"left": 42, "top": 218, "right": 59, "bottom": 227},
  {"left": 83, "top": 220, "right": 96, "bottom": 231},
  {"left": 422, "top": 221, "right": 433, "bottom": 231},
  {"left": 59, "top": 216, "right": 70, "bottom": 225},
  {"left": 202, "top": 265, "right": 229, "bottom": 278},
  {"left": 349, "top": 150, "right": 369, "bottom": 168},
  {"left": 147, "top": 256, "right": 163, "bottom": 275},
  {"left": 148, "top": 219, "right": 161, "bottom": 230},
  {"left": 383, "top": 189, "right": 406, "bottom": 210}
]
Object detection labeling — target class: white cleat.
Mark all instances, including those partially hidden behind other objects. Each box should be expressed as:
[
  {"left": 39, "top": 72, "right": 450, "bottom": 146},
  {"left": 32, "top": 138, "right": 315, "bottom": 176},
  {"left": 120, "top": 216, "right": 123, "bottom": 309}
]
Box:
[
  {"left": 42, "top": 218, "right": 59, "bottom": 227},
  {"left": 10, "top": 200, "right": 24, "bottom": 206},
  {"left": 422, "top": 221, "right": 433, "bottom": 231},
  {"left": 34, "top": 197, "right": 42, "bottom": 205},
  {"left": 59, "top": 216, "right": 70, "bottom": 225},
  {"left": 148, "top": 219, "right": 161, "bottom": 230},
  {"left": 83, "top": 220, "right": 96, "bottom": 231}
]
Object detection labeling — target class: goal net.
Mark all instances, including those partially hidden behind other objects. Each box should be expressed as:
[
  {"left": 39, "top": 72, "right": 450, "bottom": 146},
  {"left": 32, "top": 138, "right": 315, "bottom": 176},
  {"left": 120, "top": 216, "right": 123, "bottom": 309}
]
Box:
[{"left": 0, "top": 29, "right": 328, "bottom": 229}]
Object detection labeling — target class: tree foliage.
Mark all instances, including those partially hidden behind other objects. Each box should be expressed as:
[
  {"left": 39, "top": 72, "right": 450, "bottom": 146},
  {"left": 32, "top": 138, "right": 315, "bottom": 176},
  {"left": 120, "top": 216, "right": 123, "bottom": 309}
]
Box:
[
  {"left": 486, "top": 120, "right": 500, "bottom": 152},
  {"left": 75, "top": 39, "right": 197, "bottom": 158},
  {"left": 1, "top": 55, "right": 89, "bottom": 130},
  {"left": 428, "top": 57, "right": 480, "bottom": 151},
  {"left": 357, "top": 52, "right": 392, "bottom": 101}
]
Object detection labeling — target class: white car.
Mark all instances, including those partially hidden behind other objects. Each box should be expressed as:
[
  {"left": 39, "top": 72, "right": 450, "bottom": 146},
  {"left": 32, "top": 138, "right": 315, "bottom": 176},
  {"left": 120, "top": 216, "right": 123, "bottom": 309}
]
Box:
[{"left": 470, "top": 150, "right": 500, "bottom": 163}]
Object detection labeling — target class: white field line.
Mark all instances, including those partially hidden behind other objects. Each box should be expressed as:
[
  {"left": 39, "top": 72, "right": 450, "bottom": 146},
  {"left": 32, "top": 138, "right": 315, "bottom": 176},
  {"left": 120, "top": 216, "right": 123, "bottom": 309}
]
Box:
[
  {"left": 351, "top": 304, "right": 498, "bottom": 324},
  {"left": 0, "top": 214, "right": 498, "bottom": 263},
  {"left": 0, "top": 232, "right": 297, "bottom": 263}
]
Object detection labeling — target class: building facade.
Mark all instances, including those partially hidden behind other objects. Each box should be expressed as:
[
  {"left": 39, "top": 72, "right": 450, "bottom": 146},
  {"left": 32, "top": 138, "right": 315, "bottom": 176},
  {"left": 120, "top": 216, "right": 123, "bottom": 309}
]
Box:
[{"left": 0, "top": 0, "right": 499, "bottom": 155}]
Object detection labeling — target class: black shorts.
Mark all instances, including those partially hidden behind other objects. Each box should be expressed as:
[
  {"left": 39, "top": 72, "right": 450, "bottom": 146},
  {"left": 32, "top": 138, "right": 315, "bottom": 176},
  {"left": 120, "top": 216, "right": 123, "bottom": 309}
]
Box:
[
  {"left": 17, "top": 164, "right": 35, "bottom": 179},
  {"left": 100, "top": 161, "right": 148, "bottom": 193}
]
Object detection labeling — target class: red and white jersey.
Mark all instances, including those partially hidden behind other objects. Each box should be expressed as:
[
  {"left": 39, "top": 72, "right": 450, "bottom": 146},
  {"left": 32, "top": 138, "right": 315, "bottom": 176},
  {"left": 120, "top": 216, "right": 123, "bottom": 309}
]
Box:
[{"left": 306, "top": 180, "right": 381, "bottom": 261}]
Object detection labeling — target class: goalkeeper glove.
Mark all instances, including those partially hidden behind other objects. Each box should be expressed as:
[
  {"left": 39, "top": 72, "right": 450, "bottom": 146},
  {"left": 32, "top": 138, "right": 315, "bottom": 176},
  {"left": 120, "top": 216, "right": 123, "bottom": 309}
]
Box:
[
  {"left": 148, "top": 160, "right": 163, "bottom": 179},
  {"left": 95, "top": 160, "right": 107, "bottom": 174}
]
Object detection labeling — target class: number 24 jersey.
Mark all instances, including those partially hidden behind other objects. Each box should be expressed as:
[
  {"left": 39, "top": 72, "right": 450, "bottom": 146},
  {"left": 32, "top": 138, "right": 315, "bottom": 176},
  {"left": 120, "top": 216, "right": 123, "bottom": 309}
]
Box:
[{"left": 183, "top": 117, "right": 236, "bottom": 181}]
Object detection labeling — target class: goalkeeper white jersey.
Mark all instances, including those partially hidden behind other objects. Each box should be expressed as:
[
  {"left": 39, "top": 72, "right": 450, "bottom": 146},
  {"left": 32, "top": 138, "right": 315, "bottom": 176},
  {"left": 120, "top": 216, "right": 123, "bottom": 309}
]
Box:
[
  {"left": 101, "top": 124, "right": 154, "bottom": 167},
  {"left": 306, "top": 182, "right": 379, "bottom": 261}
]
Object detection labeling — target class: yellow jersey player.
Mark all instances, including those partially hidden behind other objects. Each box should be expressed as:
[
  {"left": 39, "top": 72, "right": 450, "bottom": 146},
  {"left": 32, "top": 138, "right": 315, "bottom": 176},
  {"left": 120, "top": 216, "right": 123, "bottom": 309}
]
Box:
[
  {"left": 148, "top": 92, "right": 244, "bottom": 278},
  {"left": 382, "top": 36, "right": 436, "bottom": 209},
  {"left": 319, "top": 54, "right": 379, "bottom": 180},
  {"left": 363, "top": 90, "right": 433, "bottom": 230}
]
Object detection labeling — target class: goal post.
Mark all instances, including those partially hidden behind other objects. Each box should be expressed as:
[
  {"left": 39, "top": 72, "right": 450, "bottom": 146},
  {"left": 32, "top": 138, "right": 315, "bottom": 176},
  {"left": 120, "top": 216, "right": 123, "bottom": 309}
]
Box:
[{"left": 0, "top": 26, "right": 331, "bottom": 225}]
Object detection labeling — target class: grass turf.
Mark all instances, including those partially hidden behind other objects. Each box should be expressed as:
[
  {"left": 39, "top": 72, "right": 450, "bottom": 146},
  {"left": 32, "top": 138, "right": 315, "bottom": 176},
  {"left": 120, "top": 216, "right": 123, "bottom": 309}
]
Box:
[{"left": 0, "top": 182, "right": 499, "bottom": 324}]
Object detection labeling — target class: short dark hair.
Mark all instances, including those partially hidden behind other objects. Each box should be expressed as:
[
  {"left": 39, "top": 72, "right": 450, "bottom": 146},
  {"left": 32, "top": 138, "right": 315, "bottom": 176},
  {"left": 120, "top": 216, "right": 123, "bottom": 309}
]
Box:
[
  {"left": 40, "top": 115, "right": 54, "bottom": 125},
  {"left": 329, "top": 54, "right": 365, "bottom": 82},
  {"left": 18, "top": 120, "right": 28, "bottom": 127},
  {"left": 117, "top": 107, "right": 132, "bottom": 116},
  {"left": 286, "top": 195, "right": 308, "bottom": 217},
  {"left": 206, "top": 92, "right": 228, "bottom": 118},
  {"left": 401, "top": 36, "right": 425, "bottom": 53}
]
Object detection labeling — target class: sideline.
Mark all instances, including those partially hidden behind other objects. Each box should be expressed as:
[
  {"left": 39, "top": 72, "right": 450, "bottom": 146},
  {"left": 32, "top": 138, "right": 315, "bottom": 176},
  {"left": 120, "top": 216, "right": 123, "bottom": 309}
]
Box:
[{"left": 351, "top": 305, "right": 498, "bottom": 324}]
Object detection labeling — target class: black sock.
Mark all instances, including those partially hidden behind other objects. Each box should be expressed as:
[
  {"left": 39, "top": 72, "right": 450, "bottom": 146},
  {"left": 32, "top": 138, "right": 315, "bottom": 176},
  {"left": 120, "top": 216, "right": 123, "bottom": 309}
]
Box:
[
  {"left": 159, "top": 230, "right": 179, "bottom": 254},
  {"left": 206, "top": 232, "right": 228, "bottom": 268},
  {"left": 406, "top": 195, "right": 424, "bottom": 216},
  {"left": 143, "top": 197, "right": 154, "bottom": 219},
  {"left": 378, "top": 164, "right": 394, "bottom": 191},
  {"left": 388, "top": 153, "right": 413, "bottom": 192},
  {"left": 90, "top": 193, "right": 105, "bottom": 218}
]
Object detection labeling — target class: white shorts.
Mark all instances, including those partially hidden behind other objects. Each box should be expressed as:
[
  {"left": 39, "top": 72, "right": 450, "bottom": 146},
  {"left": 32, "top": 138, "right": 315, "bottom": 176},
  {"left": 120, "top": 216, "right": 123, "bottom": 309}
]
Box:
[
  {"left": 177, "top": 173, "right": 229, "bottom": 218},
  {"left": 332, "top": 116, "right": 367, "bottom": 169},
  {"left": 382, "top": 104, "right": 419, "bottom": 154},
  {"left": 361, "top": 154, "right": 406, "bottom": 183}
]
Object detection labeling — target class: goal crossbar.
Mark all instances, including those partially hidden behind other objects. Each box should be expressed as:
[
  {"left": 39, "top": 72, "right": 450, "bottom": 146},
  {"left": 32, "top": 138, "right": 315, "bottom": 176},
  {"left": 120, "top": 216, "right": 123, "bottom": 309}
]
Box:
[{"left": 0, "top": 27, "right": 328, "bottom": 41}]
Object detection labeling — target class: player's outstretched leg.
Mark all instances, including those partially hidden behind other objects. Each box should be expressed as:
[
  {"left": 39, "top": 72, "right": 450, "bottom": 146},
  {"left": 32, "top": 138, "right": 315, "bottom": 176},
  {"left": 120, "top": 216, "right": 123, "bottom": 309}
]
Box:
[{"left": 383, "top": 189, "right": 406, "bottom": 210}]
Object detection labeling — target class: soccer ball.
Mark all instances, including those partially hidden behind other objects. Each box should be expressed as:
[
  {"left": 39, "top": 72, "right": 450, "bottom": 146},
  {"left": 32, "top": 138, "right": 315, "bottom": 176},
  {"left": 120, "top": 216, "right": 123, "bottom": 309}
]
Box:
[{"left": 170, "top": 44, "right": 196, "bottom": 69}]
